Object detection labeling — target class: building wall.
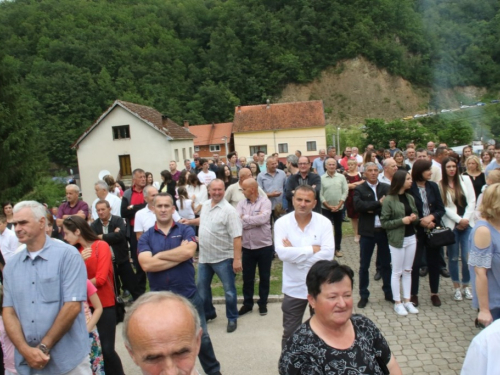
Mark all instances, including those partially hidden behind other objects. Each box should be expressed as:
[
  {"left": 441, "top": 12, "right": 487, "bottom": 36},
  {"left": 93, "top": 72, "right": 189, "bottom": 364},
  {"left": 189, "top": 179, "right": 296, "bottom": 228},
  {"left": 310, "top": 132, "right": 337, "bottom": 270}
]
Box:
[
  {"left": 233, "top": 127, "right": 326, "bottom": 159},
  {"left": 76, "top": 106, "right": 193, "bottom": 202}
]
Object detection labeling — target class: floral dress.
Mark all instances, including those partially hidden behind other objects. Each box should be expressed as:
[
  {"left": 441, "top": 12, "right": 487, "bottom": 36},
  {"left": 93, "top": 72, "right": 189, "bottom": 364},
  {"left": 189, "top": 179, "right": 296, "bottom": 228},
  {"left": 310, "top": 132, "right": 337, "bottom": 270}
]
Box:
[{"left": 85, "top": 280, "right": 105, "bottom": 375}]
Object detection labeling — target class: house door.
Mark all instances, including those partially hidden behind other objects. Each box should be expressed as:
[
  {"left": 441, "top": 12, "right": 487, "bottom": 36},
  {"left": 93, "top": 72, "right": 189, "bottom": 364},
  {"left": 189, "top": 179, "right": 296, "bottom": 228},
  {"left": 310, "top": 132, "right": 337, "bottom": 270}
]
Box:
[{"left": 119, "top": 155, "right": 132, "bottom": 177}]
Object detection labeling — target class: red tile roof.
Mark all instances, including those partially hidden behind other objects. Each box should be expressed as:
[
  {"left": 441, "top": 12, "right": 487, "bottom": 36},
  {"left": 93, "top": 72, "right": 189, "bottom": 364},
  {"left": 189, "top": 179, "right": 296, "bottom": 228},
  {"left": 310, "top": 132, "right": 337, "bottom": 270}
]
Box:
[
  {"left": 232, "top": 100, "right": 325, "bottom": 133},
  {"left": 72, "top": 100, "right": 194, "bottom": 147},
  {"left": 188, "top": 123, "right": 233, "bottom": 146}
]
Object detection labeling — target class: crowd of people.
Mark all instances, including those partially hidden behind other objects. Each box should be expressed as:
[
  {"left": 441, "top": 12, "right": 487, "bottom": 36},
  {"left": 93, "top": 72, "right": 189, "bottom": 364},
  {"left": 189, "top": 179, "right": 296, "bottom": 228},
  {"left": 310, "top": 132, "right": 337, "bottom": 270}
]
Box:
[{"left": 0, "top": 141, "right": 500, "bottom": 374}]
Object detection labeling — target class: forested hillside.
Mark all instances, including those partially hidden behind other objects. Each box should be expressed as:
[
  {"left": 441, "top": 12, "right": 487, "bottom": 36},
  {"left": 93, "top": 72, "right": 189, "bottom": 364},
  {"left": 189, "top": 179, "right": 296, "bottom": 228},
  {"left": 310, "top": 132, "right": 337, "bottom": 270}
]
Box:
[{"left": 1, "top": 0, "right": 499, "bottom": 200}]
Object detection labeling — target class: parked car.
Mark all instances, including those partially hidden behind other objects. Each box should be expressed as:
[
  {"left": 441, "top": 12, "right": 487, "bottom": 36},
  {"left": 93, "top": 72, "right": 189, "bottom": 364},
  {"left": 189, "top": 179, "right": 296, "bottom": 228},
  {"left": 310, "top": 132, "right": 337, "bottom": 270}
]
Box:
[
  {"left": 460, "top": 105, "right": 470, "bottom": 109},
  {"left": 403, "top": 116, "right": 413, "bottom": 121},
  {"left": 440, "top": 109, "right": 451, "bottom": 113},
  {"left": 476, "top": 102, "right": 486, "bottom": 106},
  {"left": 491, "top": 100, "right": 499, "bottom": 104}
]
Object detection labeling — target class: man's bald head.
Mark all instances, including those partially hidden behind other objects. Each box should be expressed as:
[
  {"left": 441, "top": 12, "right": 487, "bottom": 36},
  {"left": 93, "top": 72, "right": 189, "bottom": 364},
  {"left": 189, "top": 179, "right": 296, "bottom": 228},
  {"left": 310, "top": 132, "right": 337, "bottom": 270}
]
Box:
[
  {"left": 239, "top": 167, "right": 252, "bottom": 181},
  {"left": 241, "top": 178, "right": 258, "bottom": 200}
]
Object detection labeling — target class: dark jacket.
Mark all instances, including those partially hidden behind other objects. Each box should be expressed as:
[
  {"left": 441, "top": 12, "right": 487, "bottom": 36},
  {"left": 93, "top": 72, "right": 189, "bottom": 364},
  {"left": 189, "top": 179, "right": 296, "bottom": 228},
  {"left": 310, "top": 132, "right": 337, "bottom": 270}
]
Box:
[
  {"left": 121, "top": 188, "right": 147, "bottom": 237},
  {"left": 285, "top": 172, "right": 322, "bottom": 213},
  {"left": 90, "top": 215, "right": 130, "bottom": 264},
  {"left": 408, "top": 181, "right": 446, "bottom": 235},
  {"left": 354, "top": 181, "right": 390, "bottom": 237}
]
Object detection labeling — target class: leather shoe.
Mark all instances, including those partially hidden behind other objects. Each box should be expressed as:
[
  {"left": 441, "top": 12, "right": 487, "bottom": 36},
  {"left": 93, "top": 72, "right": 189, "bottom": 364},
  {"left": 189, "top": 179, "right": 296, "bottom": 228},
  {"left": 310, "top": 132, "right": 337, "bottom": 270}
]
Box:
[
  {"left": 431, "top": 295, "right": 442, "bottom": 307},
  {"left": 227, "top": 320, "right": 237, "bottom": 333},
  {"left": 238, "top": 305, "right": 252, "bottom": 316},
  {"left": 440, "top": 268, "right": 451, "bottom": 278},
  {"left": 410, "top": 295, "right": 419, "bottom": 307},
  {"left": 357, "top": 298, "right": 368, "bottom": 308},
  {"left": 374, "top": 271, "right": 382, "bottom": 281},
  {"left": 206, "top": 313, "right": 217, "bottom": 322},
  {"left": 419, "top": 267, "right": 428, "bottom": 277}
]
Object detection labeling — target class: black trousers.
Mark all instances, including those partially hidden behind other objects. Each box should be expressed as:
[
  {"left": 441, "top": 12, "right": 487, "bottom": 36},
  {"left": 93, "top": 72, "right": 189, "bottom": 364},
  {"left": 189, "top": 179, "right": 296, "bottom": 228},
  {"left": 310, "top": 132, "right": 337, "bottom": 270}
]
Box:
[
  {"left": 96, "top": 306, "right": 124, "bottom": 375},
  {"left": 411, "top": 231, "right": 441, "bottom": 295},
  {"left": 359, "top": 231, "right": 392, "bottom": 299},
  {"left": 242, "top": 245, "right": 274, "bottom": 308},
  {"left": 322, "top": 209, "right": 343, "bottom": 251},
  {"left": 129, "top": 228, "right": 146, "bottom": 295},
  {"left": 114, "top": 260, "right": 141, "bottom": 301}
]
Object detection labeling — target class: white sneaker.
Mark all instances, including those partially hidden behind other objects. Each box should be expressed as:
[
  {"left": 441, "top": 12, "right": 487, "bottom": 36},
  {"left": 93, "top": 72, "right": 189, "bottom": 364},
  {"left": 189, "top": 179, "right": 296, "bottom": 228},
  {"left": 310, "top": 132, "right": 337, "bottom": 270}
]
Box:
[
  {"left": 404, "top": 302, "right": 419, "bottom": 314},
  {"left": 463, "top": 287, "right": 473, "bottom": 300},
  {"left": 454, "top": 288, "right": 463, "bottom": 301},
  {"left": 394, "top": 303, "right": 408, "bottom": 316}
]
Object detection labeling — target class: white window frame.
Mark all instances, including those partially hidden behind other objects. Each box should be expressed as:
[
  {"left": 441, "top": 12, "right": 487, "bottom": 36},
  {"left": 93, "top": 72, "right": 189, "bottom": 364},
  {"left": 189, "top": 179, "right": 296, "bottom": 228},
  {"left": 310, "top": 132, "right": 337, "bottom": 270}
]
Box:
[
  {"left": 194, "top": 146, "right": 200, "bottom": 152},
  {"left": 249, "top": 145, "right": 268, "bottom": 155},
  {"left": 209, "top": 144, "right": 221, "bottom": 152}
]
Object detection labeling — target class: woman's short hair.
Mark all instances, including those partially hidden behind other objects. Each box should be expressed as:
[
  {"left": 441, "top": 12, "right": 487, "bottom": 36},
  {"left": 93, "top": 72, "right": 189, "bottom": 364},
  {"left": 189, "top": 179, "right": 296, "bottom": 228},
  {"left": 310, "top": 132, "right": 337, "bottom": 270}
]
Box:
[
  {"left": 411, "top": 159, "right": 432, "bottom": 182},
  {"left": 307, "top": 260, "right": 354, "bottom": 298},
  {"left": 465, "top": 155, "right": 482, "bottom": 172},
  {"left": 480, "top": 183, "right": 500, "bottom": 220},
  {"left": 389, "top": 170, "right": 410, "bottom": 195},
  {"left": 347, "top": 159, "right": 357, "bottom": 166}
]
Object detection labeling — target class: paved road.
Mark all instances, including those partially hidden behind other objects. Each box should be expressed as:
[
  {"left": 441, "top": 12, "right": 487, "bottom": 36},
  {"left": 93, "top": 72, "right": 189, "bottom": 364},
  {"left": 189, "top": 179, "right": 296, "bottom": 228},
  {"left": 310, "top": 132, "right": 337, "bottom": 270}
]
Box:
[{"left": 116, "top": 235, "right": 479, "bottom": 374}]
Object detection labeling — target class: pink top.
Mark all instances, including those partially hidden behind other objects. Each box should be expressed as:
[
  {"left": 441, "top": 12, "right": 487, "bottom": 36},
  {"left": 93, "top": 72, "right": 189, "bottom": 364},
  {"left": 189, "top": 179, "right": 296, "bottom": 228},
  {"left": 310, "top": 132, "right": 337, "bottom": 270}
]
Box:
[
  {"left": 85, "top": 280, "right": 98, "bottom": 323},
  {"left": 236, "top": 196, "right": 273, "bottom": 249},
  {"left": 0, "top": 316, "right": 17, "bottom": 373}
]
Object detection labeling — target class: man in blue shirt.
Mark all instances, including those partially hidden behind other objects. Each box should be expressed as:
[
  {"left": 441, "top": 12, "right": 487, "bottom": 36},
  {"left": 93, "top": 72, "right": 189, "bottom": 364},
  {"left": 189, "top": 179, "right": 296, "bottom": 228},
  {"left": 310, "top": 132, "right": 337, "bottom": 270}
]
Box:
[
  {"left": 312, "top": 149, "right": 327, "bottom": 176},
  {"left": 485, "top": 144, "right": 500, "bottom": 177},
  {"left": 137, "top": 193, "right": 221, "bottom": 375},
  {"left": 3, "top": 201, "right": 90, "bottom": 374}
]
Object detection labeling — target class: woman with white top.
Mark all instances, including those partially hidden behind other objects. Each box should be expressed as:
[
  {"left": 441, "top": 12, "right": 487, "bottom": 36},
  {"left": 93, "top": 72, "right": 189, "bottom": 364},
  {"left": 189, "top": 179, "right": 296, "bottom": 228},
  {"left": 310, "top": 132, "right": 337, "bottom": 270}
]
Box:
[
  {"left": 439, "top": 157, "right": 476, "bottom": 301},
  {"left": 186, "top": 172, "right": 208, "bottom": 216},
  {"left": 176, "top": 187, "right": 196, "bottom": 220}
]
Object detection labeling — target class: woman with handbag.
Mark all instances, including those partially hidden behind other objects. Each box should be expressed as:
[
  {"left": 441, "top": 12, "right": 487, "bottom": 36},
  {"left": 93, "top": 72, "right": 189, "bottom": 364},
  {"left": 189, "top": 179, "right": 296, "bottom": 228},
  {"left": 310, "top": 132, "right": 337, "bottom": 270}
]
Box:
[
  {"left": 439, "top": 157, "right": 476, "bottom": 301},
  {"left": 63, "top": 216, "right": 124, "bottom": 375},
  {"left": 469, "top": 183, "right": 500, "bottom": 326},
  {"left": 408, "top": 159, "right": 446, "bottom": 307},
  {"left": 381, "top": 170, "right": 420, "bottom": 316}
]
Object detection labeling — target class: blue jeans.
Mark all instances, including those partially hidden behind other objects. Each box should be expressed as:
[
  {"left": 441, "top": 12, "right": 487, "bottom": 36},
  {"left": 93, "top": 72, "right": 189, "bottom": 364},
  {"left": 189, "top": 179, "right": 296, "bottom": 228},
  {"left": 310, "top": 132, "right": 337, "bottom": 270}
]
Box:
[
  {"left": 189, "top": 291, "right": 221, "bottom": 375},
  {"left": 359, "top": 231, "right": 392, "bottom": 299},
  {"left": 447, "top": 226, "right": 472, "bottom": 284},
  {"left": 197, "top": 259, "right": 238, "bottom": 321}
]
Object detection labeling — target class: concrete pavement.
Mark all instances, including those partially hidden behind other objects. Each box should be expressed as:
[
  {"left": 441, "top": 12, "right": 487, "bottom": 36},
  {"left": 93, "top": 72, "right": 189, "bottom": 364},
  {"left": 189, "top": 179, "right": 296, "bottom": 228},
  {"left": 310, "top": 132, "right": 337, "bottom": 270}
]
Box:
[{"left": 116, "top": 235, "right": 479, "bottom": 374}]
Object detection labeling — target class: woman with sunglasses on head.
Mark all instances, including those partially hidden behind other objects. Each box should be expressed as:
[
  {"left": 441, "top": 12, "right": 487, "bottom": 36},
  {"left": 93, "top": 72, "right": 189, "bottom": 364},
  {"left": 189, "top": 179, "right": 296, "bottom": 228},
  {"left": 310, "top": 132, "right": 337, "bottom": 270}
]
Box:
[
  {"left": 63, "top": 216, "right": 124, "bottom": 375},
  {"left": 439, "top": 157, "right": 476, "bottom": 302}
]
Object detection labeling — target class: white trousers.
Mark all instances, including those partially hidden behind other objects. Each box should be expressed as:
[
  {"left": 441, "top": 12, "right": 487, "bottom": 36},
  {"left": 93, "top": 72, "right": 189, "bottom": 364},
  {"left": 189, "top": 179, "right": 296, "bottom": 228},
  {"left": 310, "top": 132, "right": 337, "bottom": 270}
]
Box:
[{"left": 389, "top": 235, "right": 417, "bottom": 302}]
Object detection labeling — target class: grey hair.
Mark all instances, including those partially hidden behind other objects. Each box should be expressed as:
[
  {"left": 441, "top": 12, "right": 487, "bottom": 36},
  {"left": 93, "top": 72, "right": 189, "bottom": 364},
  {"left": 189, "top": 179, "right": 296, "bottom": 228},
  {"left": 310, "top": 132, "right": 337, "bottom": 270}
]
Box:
[
  {"left": 66, "top": 184, "right": 80, "bottom": 194},
  {"left": 208, "top": 178, "right": 224, "bottom": 189},
  {"left": 94, "top": 180, "right": 108, "bottom": 191},
  {"left": 143, "top": 185, "right": 157, "bottom": 198},
  {"left": 266, "top": 156, "right": 276, "bottom": 163},
  {"left": 122, "top": 291, "right": 201, "bottom": 349},
  {"left": 13, "top": 201, "right": 47, "bottom": 221},
  {"left": 286, "top": 154, "right": 298, "bottom": 166},
  {"left": 364, "top": 162, "right": 378, "bottom": 170}
]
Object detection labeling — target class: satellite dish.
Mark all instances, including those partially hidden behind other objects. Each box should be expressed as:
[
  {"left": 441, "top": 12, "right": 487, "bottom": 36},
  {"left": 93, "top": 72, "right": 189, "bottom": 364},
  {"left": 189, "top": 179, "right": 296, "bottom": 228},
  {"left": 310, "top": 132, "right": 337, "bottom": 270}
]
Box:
[{"left": 98, "top": 170, "right": 111, "bottom": 180}]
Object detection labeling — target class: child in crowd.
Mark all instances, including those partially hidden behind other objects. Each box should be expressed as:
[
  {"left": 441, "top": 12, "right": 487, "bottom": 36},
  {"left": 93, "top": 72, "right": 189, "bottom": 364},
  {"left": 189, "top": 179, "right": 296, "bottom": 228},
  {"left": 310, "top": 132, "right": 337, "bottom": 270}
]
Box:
[{"left": 85, "top": 280, "right": 105, "bottom": 375}]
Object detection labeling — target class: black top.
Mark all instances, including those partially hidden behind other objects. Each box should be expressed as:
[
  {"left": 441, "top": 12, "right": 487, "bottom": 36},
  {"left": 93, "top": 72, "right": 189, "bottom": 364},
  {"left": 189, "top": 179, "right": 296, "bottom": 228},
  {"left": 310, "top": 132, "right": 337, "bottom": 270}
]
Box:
[
  {"left": 280, "top": 315, "right": 392, "bottom": 375},
  {"left": 463, "top": 172, "right": 486, "bottom": 200},
  {"left": 397, "top": 164, "right": 411, "bottom": 172},
  {"left": 398, "top": 194, "right": 415, "bottom": 237}
]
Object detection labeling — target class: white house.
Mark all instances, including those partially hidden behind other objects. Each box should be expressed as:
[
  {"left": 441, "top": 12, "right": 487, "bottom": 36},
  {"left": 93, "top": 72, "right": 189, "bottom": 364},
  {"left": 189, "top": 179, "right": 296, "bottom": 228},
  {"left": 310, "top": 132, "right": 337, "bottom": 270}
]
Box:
[{"left": 73, "top": 100, "right": 195, "bottom": 202}]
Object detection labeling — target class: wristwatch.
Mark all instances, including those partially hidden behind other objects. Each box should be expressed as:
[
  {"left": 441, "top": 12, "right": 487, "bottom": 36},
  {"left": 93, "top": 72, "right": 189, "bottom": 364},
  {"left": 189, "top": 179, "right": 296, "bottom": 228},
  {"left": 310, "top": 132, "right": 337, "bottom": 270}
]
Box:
[{"left": 39, "top": 343, "right": 50, "bottom": 355}]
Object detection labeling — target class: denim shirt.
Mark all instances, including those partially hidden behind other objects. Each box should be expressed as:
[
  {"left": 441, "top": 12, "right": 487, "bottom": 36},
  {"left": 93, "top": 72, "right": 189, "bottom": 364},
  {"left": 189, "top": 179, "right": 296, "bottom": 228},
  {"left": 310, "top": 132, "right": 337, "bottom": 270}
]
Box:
[{"left": 3, "top": 236, "right": 88, "bottom": 375}]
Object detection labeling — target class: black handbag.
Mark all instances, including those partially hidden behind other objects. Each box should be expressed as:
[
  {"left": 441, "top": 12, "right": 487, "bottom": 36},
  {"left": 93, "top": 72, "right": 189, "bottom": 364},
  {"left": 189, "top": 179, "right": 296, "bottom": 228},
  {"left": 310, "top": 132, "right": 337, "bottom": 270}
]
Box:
[{"left": 426, "top": 225, "right": 455, "bottom": 248}]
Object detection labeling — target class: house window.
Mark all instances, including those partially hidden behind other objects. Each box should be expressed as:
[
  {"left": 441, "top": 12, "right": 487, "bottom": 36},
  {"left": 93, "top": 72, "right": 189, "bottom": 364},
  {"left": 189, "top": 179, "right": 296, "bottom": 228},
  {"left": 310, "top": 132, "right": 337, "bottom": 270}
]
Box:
[
  {"left": 278, "top": 143, "right": 288, "bottom": 154},
  {"left": 174, "top": 149, "right": 179, "bottom": 162},
  {"left": 182, "top": 148, "right": 186, "bottom": 160},
  {"left": 209, "top": 144, "right": 221, "bottom": 152},
  {"left": 249, "top": 145, "right": 267, "bottom": 155},
  {"left": 306, "top": 141, "right": 317, "bottom": 152},
  {"left": 189, "top": 147, "right": 193, "bottom": 158},
  {"left": 194, "top": 146, "right": 200, "bottom": 152},
  {"left": 112, "top": 125, "right": 130, "bottom": 140}
]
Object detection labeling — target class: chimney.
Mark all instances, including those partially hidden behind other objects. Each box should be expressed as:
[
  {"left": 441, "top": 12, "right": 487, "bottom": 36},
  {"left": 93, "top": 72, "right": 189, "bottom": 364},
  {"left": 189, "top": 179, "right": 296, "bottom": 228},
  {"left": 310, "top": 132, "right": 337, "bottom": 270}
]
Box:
[
  {"left": 237, "top": 105, "right": 241, "bottom": 113},
  {"left": 183, "top": 120, "right": 189, "bottom": 129}
]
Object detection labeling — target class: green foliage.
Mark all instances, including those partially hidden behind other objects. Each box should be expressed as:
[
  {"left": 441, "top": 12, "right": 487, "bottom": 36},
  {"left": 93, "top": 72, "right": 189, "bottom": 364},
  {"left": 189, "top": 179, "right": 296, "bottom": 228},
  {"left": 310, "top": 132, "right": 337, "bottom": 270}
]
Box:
[{"left": 20, "top": 178, "right": 67, "bottom": 208}]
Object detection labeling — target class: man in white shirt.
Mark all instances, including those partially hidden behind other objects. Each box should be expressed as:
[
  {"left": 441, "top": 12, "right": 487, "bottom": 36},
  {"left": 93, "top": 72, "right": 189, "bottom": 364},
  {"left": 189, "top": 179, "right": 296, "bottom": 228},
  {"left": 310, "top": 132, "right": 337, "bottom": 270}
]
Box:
[
  {"left": 405, "top": 147, "right": 417, "bottom": 168},
  {"left": 274, "top": 185, "right": 334, "bottom": 348},
  {"left": 225, "top": 168, "right": 266, "bottom": 208},
  {"left": 197, "top": 159, "right": 216, "bottom": 185},
  {"left": 430, "top": 146, "right": 448, "bottom": 182},
  {"left": 378, "top": 158, "right": 398, "bottom": 184},
  {"left": 462, "top": 319, "right": 500, "bottom": 375},
  {"left": 91, "top": 180, "right": 121, "bottom": 220},
  {"left": 0, "top": 215, "right": 18, "bottom": 265}
]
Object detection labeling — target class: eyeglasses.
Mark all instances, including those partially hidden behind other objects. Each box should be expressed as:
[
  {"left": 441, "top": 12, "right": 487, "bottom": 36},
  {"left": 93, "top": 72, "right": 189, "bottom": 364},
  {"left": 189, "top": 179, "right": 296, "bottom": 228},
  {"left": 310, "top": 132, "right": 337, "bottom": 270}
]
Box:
[{"left": 298, "top": 163, "right": 310, "bottom": 166}]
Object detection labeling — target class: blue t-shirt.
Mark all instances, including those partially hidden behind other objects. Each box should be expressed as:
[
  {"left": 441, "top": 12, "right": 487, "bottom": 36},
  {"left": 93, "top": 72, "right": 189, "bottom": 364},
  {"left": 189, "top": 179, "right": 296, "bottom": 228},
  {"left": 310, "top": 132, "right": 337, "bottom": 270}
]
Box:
[
  {"left": 485, "top": 160, "right": 499, "bottom": 177},
  {"left": 312, "top": 157, "right": 326, "bottom": 176},
  {"left": 138, "top": 222, "right": 197, "bottom": 298}
]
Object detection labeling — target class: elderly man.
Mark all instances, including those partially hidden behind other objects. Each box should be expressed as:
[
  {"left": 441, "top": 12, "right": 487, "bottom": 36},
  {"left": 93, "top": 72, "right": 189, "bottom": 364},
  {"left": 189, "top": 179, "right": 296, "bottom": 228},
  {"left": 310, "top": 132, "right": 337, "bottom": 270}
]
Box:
[
  {"left": 286, "top": 154, "right": 299, "bottom": 175},
  {"left": 56, "top": 184, "right": 89, "bottom": 230},
  {"left": 91, "top": 200, "right": 141, "bottom": 302},
  {"left": 252, "top": 153, "right": 259, "bottom": 163},
  {"left": 312, "top": 149, "right": 327, "bottom": 176},
  {"left": 236, "top": 178, "right": 273, "bottom": 317},
  {"left": 275, "top": 185, "right": 334, "bottom": 348},
  {"left": 184, "top": 159, "right": 193, "bottom": 172},
  {"left": 320, "top": 158, "right": 348, "bottom": 258},
  {"left": 239, "top": 156, "right": 247, "bottom": 168},
  {"left": 181, "top": 179, "right": 242, "bottom": 333},
  {"left": 378, "top": 158, "right": 398, "bottom": 184},
  {"left": 121, "top": 168, "right": 148, "bottom": 295},
  {"left": 169, "top": 160, "right": 181, "bottom": 182},
  {"left": 286, "top": 156, "right": 321, "bottom": 213},
  {"left": 91, "top": 180, "right": 121, "bottom": 220},
  {"left": 123, "top": 292, "right": 204, "bottom": 375},
  {"left": 352, "top": 147, "right": 363, "bottom": 165},
  {"left": 225, "top": 168, "right": 266, "bottom": 208},
  {"left": 427, "top": 141, "right": 435, "bottom": 153},
  {"left": 137, "top": 195, "right": 222, "bottom": 375},
  {"left": 405, "top": 147, "right": 417, "bottom": 168},
  {"left": 4, "top": 201, "right": 90, "bottom": 374},
  {"left": 327, "top": 146, "right": 341, "bottom": 161},
  {"left": 354, "top": 163, "right": 393, "bottom": 308},
  {"left": 257, "top": 156, "right": 287, "bottom": 219}
]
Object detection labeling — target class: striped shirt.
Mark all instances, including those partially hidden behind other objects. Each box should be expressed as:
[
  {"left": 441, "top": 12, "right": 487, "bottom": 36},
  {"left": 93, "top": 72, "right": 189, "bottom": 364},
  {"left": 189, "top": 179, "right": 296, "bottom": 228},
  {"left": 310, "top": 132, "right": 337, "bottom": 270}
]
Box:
[
  {"left": 199, "top": 199, "right": 242, "bottom": 263},
  {"left": 236, "top": 196, "right": 273, "bottom": 249}
]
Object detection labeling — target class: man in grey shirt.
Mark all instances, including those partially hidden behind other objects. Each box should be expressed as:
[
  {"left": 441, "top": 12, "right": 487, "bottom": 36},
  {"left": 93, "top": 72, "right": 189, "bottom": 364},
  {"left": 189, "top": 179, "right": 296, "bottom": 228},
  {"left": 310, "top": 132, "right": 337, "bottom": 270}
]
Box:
[
  {"left": 3, "top": 201, "right": 90, "bottom": 374},
  {"left": 257, "top": 156, "right": 287, "bottom": 220}
]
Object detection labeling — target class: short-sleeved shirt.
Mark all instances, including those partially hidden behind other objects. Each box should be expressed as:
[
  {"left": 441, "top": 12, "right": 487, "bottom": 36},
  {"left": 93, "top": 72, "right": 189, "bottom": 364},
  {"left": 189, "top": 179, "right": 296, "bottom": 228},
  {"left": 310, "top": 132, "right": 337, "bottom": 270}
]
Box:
[
  {"left": 91, "top": 192, "right": 122, "bottom": 220},
  {"left": 279, "top": 315, "right": 392, "bottom": 375},
  {"left": 198, "top": 199, "right": 242, "bottom": 264},
  {"left": 57, "top": 200, "right": 89, "bottom": 236},
  {"left": 197, "top": 170, "right": 216, "bottom": 185},
  {"left": 468, "top": 220, "right": 500, "bottom": 310},
  {"left": 3, "top": 236, "right": 88, "bottom": 375},
  {"left": 138, "top": 222, "right": 197, "bottom": 298},
  {"left": 312, "top": 157, "right": 326, "bottom": 176}
]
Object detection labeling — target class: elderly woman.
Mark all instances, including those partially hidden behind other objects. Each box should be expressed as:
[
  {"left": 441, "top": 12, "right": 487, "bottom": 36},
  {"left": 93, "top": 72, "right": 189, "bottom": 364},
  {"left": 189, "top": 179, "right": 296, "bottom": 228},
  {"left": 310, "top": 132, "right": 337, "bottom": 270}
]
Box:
[
  {"left": 469, "top": 183, "right": 500, "bottom": 327},
  {"left": 279, "top": 260, "right": 402, "bottom": 375}
]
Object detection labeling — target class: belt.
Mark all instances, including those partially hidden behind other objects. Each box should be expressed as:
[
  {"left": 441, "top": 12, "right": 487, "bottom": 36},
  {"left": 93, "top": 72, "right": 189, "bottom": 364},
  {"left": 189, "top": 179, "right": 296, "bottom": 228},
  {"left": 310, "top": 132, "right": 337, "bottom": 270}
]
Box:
[{"left": 374, "top": 227, "right": 385, "bottom": 232}]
